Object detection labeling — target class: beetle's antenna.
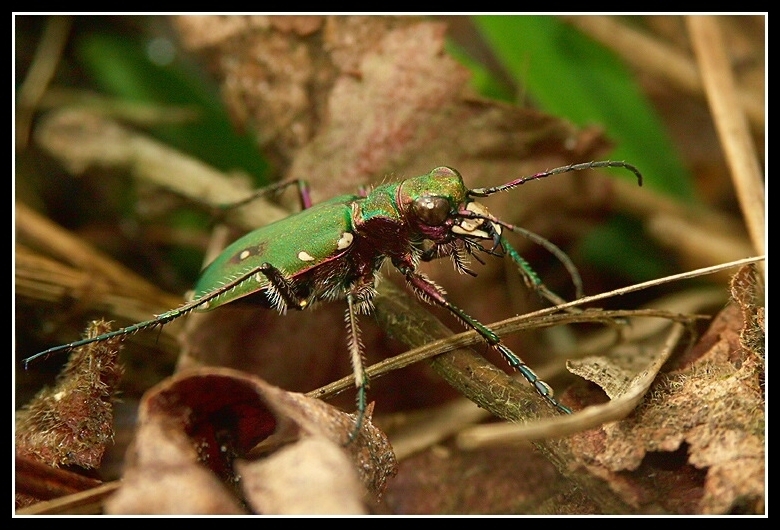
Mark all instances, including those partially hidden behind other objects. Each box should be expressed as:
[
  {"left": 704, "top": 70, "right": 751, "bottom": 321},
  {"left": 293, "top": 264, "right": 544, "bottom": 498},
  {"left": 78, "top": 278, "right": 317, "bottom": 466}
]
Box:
[{"left": 468, "top": 160, "right": 642, "bottom": 197}]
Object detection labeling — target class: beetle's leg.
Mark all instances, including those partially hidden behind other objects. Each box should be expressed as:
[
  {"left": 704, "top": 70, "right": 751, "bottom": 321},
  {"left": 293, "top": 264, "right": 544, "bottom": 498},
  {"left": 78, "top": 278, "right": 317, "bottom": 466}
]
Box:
[
  {"left": 256, "top": 263, "right": 372, "bottom": 443},
  {"left": 420, "top": 242, "right": 478, "bottom": 277},
  {"left": 501, "top": 234, "right": 631, "bottom": 335},
  {"left": 396, "top": 264, "right": 572, "bottom": 415},
  {"left": 495, "top": 237, "right": 573, "bottom": 309},
  {"left": 254, "top": 263, "right": 309, "bottom": 313},
  {"left": 23, "top": 263, "right": 272, "bottom": 367},
  {"left": 218, "top": 179, "right": 313, "bottom": 212},
  {"left": 345, "top": 291, "right": 369, "bottom": 443},
  {"left": 499, "top": 233, "right": 583, "bottom": 302}
]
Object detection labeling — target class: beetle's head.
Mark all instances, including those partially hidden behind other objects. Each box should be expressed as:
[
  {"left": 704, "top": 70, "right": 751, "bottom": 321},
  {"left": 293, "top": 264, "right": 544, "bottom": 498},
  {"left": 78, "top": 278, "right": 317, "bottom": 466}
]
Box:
[{"left": 398, "top": 167, "right": 502, "bottom": 248}]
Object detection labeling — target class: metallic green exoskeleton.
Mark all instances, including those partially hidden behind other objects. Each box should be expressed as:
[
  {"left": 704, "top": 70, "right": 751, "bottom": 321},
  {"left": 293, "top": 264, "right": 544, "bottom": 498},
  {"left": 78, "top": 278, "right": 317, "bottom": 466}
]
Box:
[{"left": 25, "top": 161, "right": 643, "bottom": 441}]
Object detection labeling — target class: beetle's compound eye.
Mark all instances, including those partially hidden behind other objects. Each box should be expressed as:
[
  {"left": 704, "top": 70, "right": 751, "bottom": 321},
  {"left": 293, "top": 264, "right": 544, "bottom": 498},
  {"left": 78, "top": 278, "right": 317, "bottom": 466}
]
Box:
[{"left": 412, "top": 195, "right": 450, "bottom": 226}]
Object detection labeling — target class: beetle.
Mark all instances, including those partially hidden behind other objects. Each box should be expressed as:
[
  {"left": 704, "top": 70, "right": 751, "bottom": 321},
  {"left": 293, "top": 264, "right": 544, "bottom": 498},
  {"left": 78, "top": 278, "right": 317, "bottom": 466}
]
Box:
[{"left": 24, "top": 160, "right": 642, "bottom": 440}]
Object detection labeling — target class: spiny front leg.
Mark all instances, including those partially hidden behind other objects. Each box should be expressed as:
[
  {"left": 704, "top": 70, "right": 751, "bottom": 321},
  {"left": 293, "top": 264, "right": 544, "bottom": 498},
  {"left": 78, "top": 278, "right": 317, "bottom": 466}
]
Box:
[
  {"left": 396, "top": 263, "right": 572, "bottom": 415},
  {"left": 500, "top": 237, "right": 575, "bottom": 308},
  {"left": 419, "top": 241, "right": 479, "bottom": 277}
]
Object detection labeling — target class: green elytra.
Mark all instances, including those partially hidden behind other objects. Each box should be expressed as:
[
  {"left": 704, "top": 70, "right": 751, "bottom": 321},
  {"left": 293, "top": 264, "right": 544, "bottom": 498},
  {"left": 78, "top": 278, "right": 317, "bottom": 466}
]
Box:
[
  {"left": 193, "top": 194, "right": 360, "bottom": 311},
  {"left": 24, "top": 161, "right": 643, "bottom": 442}
]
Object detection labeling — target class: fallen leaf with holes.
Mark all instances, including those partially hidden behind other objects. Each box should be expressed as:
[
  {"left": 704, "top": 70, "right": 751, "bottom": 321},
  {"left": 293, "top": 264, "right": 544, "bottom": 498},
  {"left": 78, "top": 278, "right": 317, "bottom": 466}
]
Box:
[
  {"left": 563, "top": 265, "right": 764, "bottom": 514},
  {"left": 104, "top": 367, "right": 397, "bottom": 515}
]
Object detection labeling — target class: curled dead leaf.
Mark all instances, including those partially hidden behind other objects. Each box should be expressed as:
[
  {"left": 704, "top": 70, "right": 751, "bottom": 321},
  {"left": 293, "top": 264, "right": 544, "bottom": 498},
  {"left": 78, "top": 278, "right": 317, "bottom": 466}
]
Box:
[{"left": 104, "top": 367, "right": 397, "bottom": 515}]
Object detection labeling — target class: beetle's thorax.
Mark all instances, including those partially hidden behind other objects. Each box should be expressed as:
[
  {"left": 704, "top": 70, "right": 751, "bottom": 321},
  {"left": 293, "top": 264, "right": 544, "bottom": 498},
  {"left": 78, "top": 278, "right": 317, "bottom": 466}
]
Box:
[{"left": 349, "top": 181, "right": 414, "bottom": 268}]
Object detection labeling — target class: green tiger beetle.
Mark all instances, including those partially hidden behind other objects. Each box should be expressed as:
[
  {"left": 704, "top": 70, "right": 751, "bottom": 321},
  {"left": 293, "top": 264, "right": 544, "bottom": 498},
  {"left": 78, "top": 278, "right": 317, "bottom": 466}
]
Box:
[{"left": 24, "top": 160, "right": 642, "bottom": 441}]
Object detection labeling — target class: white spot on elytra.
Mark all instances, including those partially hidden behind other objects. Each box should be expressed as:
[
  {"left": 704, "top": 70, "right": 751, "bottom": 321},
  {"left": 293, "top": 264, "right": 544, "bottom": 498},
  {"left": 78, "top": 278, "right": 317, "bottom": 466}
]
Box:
[
  {"left": 298, "top": 251, "right": 315, "bottom": 262},
  {"left": 337, "top": 232, "right": 354, "bottom": 249},
  {"left": 239, "top": 250, "right": 251, "bottom": 260}
]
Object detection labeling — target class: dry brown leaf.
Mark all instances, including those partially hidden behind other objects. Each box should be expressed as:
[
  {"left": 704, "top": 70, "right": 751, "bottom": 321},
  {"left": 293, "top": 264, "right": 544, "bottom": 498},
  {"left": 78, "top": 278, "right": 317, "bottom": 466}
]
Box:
[
  {"left": 174, "top": 15, "right": 421, "bottom": 171},
  {"left": 104, "top": 367, "right": 397, "bottom": 515},
  {"left": 439, "top": 266, "right": 763, "bottom": 514},
  {"left": 238, "top": 436, "right": 366, "bottom": 514},
  {"left": 559, "top": 265, "right": 765, "bottom": 514},
  {"left": 16, "top": 320, "right": 123, "bottom": 469}
]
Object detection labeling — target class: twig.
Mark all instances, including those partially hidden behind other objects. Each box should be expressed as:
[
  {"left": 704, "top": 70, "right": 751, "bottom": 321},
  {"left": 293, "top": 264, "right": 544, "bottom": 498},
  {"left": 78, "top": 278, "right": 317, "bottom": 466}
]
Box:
[
  {"left": 458, "top": 322, "right": 688, "bottom": 446},
  {"left": 15, "top": 16, "right": 72, "bottom": 149},
  {"left": 686, "top": 16, "right": 766, "bottom": 268},
  {"left": 15, "top": 481, "right": 120, "bottom": 515},
  {"left": 310, "top": 255, "right": 762, "bottom": 401}
]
